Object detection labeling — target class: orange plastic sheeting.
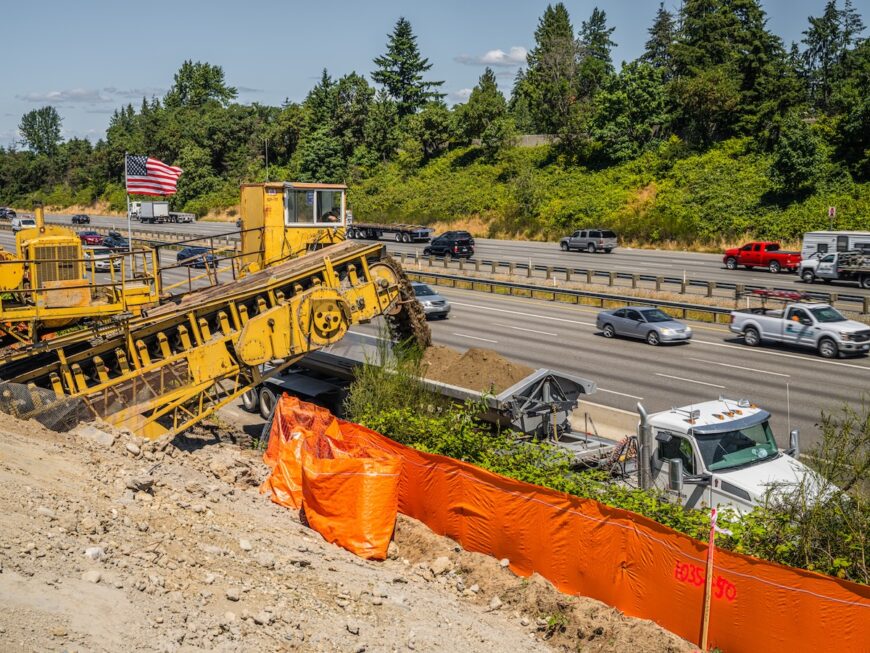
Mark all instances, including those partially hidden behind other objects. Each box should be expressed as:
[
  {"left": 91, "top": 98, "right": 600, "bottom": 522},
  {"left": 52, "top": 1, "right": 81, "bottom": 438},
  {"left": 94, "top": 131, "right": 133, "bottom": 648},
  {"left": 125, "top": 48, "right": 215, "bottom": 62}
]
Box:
[
  {"left": 272, "top": 399, "right": 870, "bottom": 653},
  {"left": 301, "top": 432, "right": 401, "bottom": 560},
  {"left": 261, "top": 394, "right": 342, "bottom": 510}
]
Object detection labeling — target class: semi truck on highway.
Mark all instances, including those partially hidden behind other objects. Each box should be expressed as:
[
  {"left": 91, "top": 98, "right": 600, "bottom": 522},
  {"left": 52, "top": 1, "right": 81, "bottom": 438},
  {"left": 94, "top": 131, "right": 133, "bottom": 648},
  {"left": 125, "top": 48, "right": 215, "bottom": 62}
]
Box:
[
  {"left": 729, "top": 291, "right": 870, "bottom": 358},
  {"left": 131, "top": 201, "right": 196, "bottom": 224},
  {"left": 247, "top": 332, "right": 815, "bottom": 513}
]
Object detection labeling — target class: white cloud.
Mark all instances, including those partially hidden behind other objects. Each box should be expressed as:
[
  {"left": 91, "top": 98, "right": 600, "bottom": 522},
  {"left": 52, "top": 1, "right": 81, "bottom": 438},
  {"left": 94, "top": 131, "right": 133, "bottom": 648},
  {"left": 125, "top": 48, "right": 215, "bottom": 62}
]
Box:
[
  {"left": 18, "top": 88, "right": 113, "bottom": 104},
  {"left": 449, "top": 88, "right": 473, "bottom": 103},
  {"left": 455, "top": 46, "right": 527, "bottom": 67},
  {"left": 103, "top": 86, "right": 166, "bottom": 99}
]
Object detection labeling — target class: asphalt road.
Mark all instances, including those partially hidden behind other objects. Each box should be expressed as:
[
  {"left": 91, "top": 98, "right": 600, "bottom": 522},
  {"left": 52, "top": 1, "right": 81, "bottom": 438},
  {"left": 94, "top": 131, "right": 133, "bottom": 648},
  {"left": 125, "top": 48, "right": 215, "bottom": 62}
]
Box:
[
  {"left": 354, "top": 284, "right": 870, "bottom": 451},
  {"left": 35, "top": 212, "right": 870, "bottom": 298}
]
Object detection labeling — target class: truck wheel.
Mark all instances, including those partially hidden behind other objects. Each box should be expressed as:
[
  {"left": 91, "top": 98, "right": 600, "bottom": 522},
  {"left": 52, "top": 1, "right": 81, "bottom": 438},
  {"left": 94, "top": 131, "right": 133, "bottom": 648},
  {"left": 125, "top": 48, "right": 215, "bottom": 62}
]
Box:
[
  {"left": 743, "top": 327, "right": 761, "bottom": 347},
  {"left": 646, "top": 331, "right": 661, "bottom": 346},
  {"left": 818, "top": 338, "right": 839, "bottom": 359},
  {"left": 402, "top": 233, "right": 411, "bottom": 243},
  {"left": 560, "top": 242, "right": 569, "bottom": 251},
  {"left": 259, "top": 387, "right": 277, "bottom": 420},
  {"left": 725, "top": 257, "right": 737, "bottom": 270},
  {"left": 861, "top": 275, "right": 870, "bottom": 289},
  {"left": 587, "top": 243, "right": 596, "bottom": 253},
  {"left": 241, "top": 388, "right": 258, "bottom": 412},
  {"left": 395, "top": 233, "right": 403, "bottom": 242},
  {"left": 801, "top": 269, "right": 815, "bottom": 283},
  {"left": 768, "top": 260, "right": 781, "bottom": 274}
]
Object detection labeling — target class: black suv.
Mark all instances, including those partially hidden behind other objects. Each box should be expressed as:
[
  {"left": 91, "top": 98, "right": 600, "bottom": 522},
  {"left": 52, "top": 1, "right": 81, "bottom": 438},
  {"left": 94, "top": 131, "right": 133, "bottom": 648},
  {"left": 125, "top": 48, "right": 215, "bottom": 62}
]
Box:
[
  {"left": 71, "top": 213, "right": 90, "bottom": 224},
  {"left": 423, "top": 231, "right": 475, "bottom": 259},
  {"left": 177, "top": 246, "right": 217, "bottom": 268},
  {"left": 102, "top": 231, "right": 130, "bottom": 250}
]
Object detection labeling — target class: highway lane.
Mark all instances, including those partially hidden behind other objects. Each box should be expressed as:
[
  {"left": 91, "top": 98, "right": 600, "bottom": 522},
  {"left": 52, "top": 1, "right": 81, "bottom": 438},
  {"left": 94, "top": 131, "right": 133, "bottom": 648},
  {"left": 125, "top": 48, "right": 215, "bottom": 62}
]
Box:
[
  {"left": 385, "top": 236, "right": 870, "bottom": 298},
  {"left": 355, "top": 284, "right": 870, "bottom": 450},
  {"left": 33, "top": 212, "right": 870, "bottom": 298}
]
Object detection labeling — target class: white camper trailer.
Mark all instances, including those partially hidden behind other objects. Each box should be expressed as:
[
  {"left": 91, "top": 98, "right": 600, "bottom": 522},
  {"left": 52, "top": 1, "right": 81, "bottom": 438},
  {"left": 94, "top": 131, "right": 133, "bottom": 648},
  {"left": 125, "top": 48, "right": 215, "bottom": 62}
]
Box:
[{"left": 801, "top": 231, "right": 870, "bottom": 259}]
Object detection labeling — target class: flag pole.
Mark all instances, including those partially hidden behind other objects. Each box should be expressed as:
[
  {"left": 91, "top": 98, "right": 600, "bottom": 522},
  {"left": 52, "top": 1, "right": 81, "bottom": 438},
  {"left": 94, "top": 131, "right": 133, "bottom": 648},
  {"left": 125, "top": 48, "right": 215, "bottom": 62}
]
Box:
[
  {"left": 700, "top": 507, "right": 717, "bottom": 650},
  {"left": 125, "top": 153, "right": 132, "bottom": 253}
]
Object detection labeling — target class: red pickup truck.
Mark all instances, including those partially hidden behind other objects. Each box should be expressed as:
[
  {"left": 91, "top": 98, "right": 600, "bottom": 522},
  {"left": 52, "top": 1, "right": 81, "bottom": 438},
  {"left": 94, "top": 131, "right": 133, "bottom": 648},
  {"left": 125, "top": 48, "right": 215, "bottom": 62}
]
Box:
[{"left": 723, "top": 242, "right": 801, "bottom": 274}]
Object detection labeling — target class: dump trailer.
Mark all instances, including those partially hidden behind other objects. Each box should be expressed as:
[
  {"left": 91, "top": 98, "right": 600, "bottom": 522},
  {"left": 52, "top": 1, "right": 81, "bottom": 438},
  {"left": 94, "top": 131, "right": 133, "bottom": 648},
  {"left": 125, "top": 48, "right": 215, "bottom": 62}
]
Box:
[
  {"left": 0, "top": 205, "right": 161, "bottom": 346},
  {"left": 346, "top": 222, "right": 433, "bottom": 243}
]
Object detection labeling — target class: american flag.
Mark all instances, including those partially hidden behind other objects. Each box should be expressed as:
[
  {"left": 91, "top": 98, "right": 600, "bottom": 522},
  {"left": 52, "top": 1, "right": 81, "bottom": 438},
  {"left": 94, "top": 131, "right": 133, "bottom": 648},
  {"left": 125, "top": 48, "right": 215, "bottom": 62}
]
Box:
[{"left": 125, "top": 155, "right": 183, "bottom": 195}]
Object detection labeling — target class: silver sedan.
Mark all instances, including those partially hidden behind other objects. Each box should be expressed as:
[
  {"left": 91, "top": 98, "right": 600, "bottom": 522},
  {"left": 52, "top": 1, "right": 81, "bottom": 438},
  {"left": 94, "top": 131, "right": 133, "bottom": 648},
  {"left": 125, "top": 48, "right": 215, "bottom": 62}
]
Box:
[
  {"left": 596, "top": 307, "right": 692, "bottom": 345},
  {"left": 411, "top": 282, "right": 451, "bottom": 319}
]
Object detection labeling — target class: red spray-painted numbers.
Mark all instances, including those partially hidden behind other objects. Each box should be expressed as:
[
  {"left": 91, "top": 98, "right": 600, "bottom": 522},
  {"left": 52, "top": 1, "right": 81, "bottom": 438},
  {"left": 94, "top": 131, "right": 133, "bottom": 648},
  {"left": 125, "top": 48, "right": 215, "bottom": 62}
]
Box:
[{"left": 674, "top": 561, "right": 737, "bottom": 601}]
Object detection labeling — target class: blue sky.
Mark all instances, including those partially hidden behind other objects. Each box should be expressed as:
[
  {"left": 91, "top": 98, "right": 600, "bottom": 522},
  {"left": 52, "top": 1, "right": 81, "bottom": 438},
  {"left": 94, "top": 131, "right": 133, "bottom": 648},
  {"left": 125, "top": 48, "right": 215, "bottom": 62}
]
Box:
[{"left": 2, "top": 0, "right": 862, "bottom": 147}]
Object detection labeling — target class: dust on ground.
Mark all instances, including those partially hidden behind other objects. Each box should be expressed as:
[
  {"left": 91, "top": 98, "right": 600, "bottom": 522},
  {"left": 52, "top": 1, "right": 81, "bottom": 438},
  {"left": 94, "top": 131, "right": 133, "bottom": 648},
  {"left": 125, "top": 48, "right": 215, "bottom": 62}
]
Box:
[
  {"left": 0, "top": 414, "right": 692, "bottom": 652},
  {"left": 421, "top": 346, "right": 535, "bottom": 394}
]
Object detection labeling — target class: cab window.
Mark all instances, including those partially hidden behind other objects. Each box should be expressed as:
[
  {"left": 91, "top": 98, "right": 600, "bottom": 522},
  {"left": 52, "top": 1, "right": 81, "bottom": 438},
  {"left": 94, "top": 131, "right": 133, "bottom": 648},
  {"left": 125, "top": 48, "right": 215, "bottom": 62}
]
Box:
[
  {"left": 285, "top": 190, "right": 315, "bottom": 224},
  {"left": 786, "top": 308, "right": 813, "bottom": 325},
  {"left": 316, "top": 190, "right": 343, "bottom": 223},
  {"left": 657, "top": 434, "right": 696, "bottom": 474}
]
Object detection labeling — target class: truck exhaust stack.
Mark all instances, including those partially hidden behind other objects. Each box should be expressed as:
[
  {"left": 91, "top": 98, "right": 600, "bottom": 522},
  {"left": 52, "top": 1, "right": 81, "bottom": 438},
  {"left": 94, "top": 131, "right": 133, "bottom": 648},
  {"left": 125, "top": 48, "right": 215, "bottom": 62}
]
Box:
[{"left": 637, "top": 402, "right": 653, "bottom": 490}]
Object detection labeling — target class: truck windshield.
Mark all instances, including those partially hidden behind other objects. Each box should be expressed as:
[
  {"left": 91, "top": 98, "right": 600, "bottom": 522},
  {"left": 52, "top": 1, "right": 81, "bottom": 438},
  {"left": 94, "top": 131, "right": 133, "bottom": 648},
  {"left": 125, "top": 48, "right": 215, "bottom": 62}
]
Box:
[
  {"left": 809, "top": 306, "right": 846, "bottom": 323},
  {"left": 695, "top": 421, "right": 779, "bottom": 471}
]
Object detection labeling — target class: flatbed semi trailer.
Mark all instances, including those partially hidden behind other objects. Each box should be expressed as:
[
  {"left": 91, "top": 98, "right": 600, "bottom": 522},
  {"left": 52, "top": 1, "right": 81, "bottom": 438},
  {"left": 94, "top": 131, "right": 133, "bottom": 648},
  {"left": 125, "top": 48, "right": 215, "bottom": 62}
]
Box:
[{"left": 347, "top": 222, "right": 433, "bottom": 243}]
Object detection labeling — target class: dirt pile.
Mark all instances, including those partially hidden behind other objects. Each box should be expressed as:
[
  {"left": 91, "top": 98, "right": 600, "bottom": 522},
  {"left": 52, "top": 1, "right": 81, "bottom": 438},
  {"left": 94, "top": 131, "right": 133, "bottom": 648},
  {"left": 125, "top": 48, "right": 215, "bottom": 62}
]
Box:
[
  {"left": 421, "top": 346, "right": 535, "bottom": 394},
  {"left": 0, "top": 414, "right": 691, "bottom": 652}
]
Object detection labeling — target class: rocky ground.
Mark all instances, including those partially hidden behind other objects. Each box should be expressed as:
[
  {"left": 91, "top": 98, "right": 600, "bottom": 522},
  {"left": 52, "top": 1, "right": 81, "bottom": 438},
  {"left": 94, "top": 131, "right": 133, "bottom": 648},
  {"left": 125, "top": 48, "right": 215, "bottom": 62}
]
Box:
[{"left": 0, "top": 414, "right": 693, "bottom": 653}]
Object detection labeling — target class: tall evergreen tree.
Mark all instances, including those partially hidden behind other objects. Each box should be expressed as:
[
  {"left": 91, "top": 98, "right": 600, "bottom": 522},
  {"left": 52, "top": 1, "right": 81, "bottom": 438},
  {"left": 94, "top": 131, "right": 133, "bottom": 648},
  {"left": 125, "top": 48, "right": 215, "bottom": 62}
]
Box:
[
  {"left": 304, "top": 69, "right": 336, "bottom": 128},
  {"left": 164, "top": 61, "right": 237, "bottom": 108},
  {"left": 332, "top": 72, "right": 375, "bottom": 159},
  {"left": 517, "top": 3, "right": 580, "bottom": 134},
  {"left": 458, "top": 67, "right": 507, "bottom": 139},
  {"left": 372, "top": 17, "right": 444, "bottom": 118},
  {"left": 364, "top": 91, "right": 401, "bottom": 162},
  {"left": 578, "top": 7, "right": 617, "bottom": 97},
  {"left": 642, "top": 3, "right": 677, "bottom": 80}
]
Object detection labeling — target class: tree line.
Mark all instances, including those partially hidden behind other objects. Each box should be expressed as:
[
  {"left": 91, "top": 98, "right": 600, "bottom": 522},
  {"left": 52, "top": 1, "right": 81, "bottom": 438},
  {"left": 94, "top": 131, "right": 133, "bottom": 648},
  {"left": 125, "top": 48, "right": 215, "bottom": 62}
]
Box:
[{"left": 0, "top": 0, "right": 866, "bottom": 228}]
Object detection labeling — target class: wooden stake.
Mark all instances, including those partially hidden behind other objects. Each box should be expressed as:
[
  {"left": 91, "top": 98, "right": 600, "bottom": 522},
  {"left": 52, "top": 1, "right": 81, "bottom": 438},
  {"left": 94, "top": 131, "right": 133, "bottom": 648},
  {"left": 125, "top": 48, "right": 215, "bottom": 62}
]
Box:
[{"left": 700, "top": 507, "right": 717, "bottom": 650}]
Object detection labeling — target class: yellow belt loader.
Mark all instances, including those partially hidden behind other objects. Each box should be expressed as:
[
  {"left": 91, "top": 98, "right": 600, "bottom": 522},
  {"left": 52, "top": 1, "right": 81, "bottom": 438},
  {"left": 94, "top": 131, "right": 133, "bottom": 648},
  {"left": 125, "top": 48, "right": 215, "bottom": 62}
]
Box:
[
  {"left": 0, "top": 206, "right": 161, "bottom": 345},
  {"left": 0, "top": 182, "right": 428, "bottom": 439}
]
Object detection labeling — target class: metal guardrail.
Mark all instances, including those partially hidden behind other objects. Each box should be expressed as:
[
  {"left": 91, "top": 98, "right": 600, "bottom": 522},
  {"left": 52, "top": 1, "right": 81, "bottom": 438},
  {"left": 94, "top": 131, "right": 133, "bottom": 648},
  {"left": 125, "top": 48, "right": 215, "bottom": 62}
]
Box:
[
  {"left": 0, "top": 221, "right": 237, "bottom": 248},
  {"left": 394, "top": 251, "right": 870, "bottom": 314},
  {"left": 407, "top": 269, "right": 734, "bottom": 324}
]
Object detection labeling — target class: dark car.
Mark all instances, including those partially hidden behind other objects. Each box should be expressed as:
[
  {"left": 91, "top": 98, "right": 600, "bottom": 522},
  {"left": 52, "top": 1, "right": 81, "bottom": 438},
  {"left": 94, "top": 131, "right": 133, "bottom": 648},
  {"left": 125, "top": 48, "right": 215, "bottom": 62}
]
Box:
[
  {"left": 177, "top": 246, "right": 217, "bottom": 268},
  {"left": 102, "top": 231, "right": 130, "bottom": 250},
  {"left": 78, "top": 231, "right": 104, "bottom": 245},
  {"left": 0, "top": 207, "right": 16, "bottom": 220},
  {"left": 71, "top": 213, "right": 90, "bottom": 224},
  {"left": 423, "top": 231, "right": 475, "bottom": 259}
]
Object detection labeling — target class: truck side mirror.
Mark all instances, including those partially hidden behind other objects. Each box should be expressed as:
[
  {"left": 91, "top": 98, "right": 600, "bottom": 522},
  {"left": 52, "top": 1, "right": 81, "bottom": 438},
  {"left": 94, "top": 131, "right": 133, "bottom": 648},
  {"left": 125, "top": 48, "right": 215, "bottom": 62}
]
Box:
[
  {"left": 668, "top": 458, "right": 683, "bottom": 494},
  {"left": 786, "top": 429, "right": 800, "bottom": 457}
]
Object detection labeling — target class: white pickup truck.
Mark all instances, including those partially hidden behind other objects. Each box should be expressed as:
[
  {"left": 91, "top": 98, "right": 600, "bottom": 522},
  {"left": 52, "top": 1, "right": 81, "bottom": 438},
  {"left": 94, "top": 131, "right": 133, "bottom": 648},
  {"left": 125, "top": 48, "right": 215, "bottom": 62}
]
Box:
[
  {"left": 639, "top": 398, "right": 813, "bottom": 513},
  {"left": 729, "top": 301, "right": 870, "bottom": 358}
]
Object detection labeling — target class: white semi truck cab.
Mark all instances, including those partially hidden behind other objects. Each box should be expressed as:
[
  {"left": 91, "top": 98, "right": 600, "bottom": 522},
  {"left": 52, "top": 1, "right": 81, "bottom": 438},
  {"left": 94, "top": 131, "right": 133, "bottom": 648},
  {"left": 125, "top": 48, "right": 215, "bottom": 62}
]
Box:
[{"left": 638, "top": 398, "right": 812, "bottom": 513}]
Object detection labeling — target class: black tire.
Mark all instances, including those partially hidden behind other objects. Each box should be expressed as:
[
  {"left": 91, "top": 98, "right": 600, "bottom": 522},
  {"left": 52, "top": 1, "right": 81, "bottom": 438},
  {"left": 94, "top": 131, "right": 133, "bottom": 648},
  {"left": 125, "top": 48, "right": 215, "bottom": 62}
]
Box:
[
  {"left": 646, "top": 330, "right": 661, "bottom": 346},
  {"left": 725, "top": 257, "right": 738, "bottom": 270},
  {"left": 241, "top": 388, "right": 258, "bottom": 412},
  {"left": 769, "top": 260, "right": 781, "bottom": 274},
  {"left": 560, "top": 242, "right": 569, "bottom": 251},
  {"left": 402, "top": 233, "right": 411, "bottom": 243},
  {"left": 801, "top": 269, "right": 815, "bottom": 283},
  {"left": 423, "top": 248, "right": 431, "bottom": 256},
  {"left": 587, "top": 243, "right": 596, "bottom": 253},
  {"left": 258, "top": 386, "right": 277, "bottom": 421},
  {"left": 743, "top": 326, "right": 761, "bottom": 347},
  {"left": 395, "top": 233, "right": 402, "bottom": 242},
  {"left": 818, "top": 338, "right": 839, "bottom": 359},
  {"left": 860, "top": 275, "right": 870, "bottom": 289},
  {"left": 602, "top": 324, "right": 616, "bottom": 338}
]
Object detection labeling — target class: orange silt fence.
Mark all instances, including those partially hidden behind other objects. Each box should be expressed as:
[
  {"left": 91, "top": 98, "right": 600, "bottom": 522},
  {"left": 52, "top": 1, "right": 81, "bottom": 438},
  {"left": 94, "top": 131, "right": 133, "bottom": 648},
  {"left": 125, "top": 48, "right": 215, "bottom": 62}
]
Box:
[{"left": 265, "top": 398, "right": 870, "bottom": 652}]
